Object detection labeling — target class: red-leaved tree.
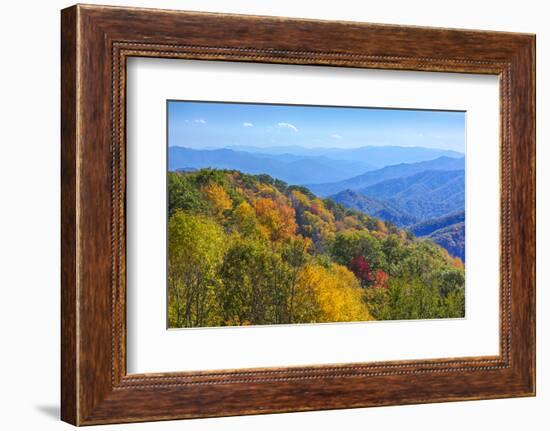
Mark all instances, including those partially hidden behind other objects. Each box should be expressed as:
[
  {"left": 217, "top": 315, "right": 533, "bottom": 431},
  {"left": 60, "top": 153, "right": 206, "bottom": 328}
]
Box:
[{"left": 348, "top": 255, "right": 372, "bottom": 285}]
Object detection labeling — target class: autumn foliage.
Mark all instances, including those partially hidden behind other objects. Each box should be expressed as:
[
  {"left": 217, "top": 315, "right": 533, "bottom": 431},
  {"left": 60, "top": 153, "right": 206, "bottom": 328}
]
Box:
[
  {"left": 167, "top": 169, "right": 465, "bottom": 328},
  {"left": 253, "top": 197, "right": 297, "bottom": 242},
  {"left": 348, "top": 255, "right": 373, "bottom": 285}
]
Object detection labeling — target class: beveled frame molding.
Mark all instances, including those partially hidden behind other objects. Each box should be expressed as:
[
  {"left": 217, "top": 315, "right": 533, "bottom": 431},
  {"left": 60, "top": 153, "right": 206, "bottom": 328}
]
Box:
[{"left": 61, "top": 4, "right": 535, "bottom": 425}]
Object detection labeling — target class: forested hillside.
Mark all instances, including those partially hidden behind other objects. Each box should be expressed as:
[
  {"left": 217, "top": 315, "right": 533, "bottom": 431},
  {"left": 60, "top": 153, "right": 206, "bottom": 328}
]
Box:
[
  {"left": 410, "top": 211, "right": 466, "bottom": 260},
  {"left": 426, "top": 222, "right": 465, "bottom": 261},
  {"left": 168, "top": 168, "right": 465, "bottom": 328},
  {"left": 357, "top": 169, "right": 464, "bottom": 220},
  {"left": 410, "top": 211, "right": 465, "bottom": 237},
  {"left": 330, "top": 189, "right": 418, "bottom": 227}
]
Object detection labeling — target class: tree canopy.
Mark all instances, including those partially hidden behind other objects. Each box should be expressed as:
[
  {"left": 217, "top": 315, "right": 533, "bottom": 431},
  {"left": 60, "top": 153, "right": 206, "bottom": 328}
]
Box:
[{"left": 167, "top": 169, "right": 465, "bottom": 328}]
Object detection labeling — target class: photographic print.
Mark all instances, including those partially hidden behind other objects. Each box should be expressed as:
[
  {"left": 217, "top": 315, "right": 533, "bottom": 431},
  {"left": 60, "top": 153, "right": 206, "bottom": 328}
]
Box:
[{"left": 167, "top": 101, "right": 465, "bottom": 329}]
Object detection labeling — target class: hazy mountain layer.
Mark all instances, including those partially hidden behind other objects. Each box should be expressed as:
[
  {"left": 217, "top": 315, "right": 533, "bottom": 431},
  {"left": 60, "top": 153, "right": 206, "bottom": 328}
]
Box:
[
  {"left": 225, "top": 145, "right": 463, "bottom": 168},
  {"left": 168, "top": 146, "right": 375, "bottom": 185}
]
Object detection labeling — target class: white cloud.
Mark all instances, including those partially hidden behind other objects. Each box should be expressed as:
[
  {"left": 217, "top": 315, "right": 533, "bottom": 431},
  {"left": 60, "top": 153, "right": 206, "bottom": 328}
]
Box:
[
  {"left": 194, "top": 119, "right": 207, "bottom": 124},
  {"left": 243, "top": 122, "right": 254, "bottom": 127},
  {"left": 277, "top": 122, "right": 298, "bottom": 132},
  {"left": 331, "top": 134, "right": 342, "bottom": 139}
]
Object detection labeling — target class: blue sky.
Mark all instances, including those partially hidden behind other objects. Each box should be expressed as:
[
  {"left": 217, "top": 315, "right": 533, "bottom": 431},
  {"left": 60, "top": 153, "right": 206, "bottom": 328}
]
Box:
[{"left": 168, "top": 100, "right": 465, "bottom": 152}]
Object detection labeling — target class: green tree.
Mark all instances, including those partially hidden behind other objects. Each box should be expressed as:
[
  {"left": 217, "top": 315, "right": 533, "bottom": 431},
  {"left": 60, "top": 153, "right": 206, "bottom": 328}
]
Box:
[
  {"left": 381, "top": 234, "right": 407, "bottom": 276},
  {"left": 281, "top": 236, "right": 311, "bottom": 323},
  {"left": 231, "top": 201, "right": 261, "bottom": 237},
  {"left": 168, "top": 172, "right": 207, "bottom": 216},
  {"left": 168, "top": 210, "right": 226, "bottom": 328},
  {"left": 383, "top": 277, "right": 442, "bottom": 320},
  {"left": 218, "top": 237, "right": 290, "bottom": 325}
]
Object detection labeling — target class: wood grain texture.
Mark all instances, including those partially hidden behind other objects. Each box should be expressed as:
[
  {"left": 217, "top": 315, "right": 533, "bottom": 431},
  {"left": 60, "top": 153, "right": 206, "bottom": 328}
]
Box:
[
  {"left": 60, "top": 4, "right": 536, "bottom": 425},
  {"left": 60, "top": 5, "right": 78, "bottom": 425}
]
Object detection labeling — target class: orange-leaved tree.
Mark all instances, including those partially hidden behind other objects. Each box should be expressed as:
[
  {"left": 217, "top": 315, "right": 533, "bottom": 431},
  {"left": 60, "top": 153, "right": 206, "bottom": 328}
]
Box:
[{"left": 253, "top": 197, "right": 297, "bottom": 242}]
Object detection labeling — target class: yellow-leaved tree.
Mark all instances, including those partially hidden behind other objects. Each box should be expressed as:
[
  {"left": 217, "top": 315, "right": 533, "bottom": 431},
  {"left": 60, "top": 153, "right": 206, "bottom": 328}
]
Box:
[
  {"left": 201, "top": 182, "right": 232, "bottom": 218},
  {"left": 294, "top": 263, "right": 373, "bottom": 323}
]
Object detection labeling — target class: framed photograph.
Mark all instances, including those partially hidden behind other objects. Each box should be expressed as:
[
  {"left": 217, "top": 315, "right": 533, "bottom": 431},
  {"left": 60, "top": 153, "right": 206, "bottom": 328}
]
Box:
[{"left": 61, "top": 4, "right": 535, "bottom": 425}]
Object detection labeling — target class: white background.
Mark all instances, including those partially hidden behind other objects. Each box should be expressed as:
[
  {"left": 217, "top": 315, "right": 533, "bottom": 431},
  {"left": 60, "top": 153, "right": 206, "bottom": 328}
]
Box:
[
  {"left": 127, "top": 59, "right": 500, "bottom": 373},
  {"left": 0, "top": 0, "right": 547, "bottom": 430}
]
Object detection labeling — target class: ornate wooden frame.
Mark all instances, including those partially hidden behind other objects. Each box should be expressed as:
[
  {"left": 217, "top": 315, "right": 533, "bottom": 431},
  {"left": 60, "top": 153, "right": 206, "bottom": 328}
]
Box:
[{"left": 61, "top": 4, "right": 536, "bottom": 425}]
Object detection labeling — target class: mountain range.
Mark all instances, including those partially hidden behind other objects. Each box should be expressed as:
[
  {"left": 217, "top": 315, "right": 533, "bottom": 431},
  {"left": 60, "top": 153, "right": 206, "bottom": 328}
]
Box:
[
  {"left": 358, "top": 169, "right": 465, "bottom": 220},
  {"left": 327, "top": 161, "right": 465, "bottom": 260},
  {"left": 168, "top": 146, "right": 376, "bottom": 184},
  {"left": 224, "top": 145, "right": 463, "bottom": 168},
  {"left": 330, "top": 168, "right": 464, "bottom": 223},
  {"left": 170, "top": 146, "right": 464, "bottom": 184},
  {"left": 307, "top": 156, "right": 464, "bottom": 196}
]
